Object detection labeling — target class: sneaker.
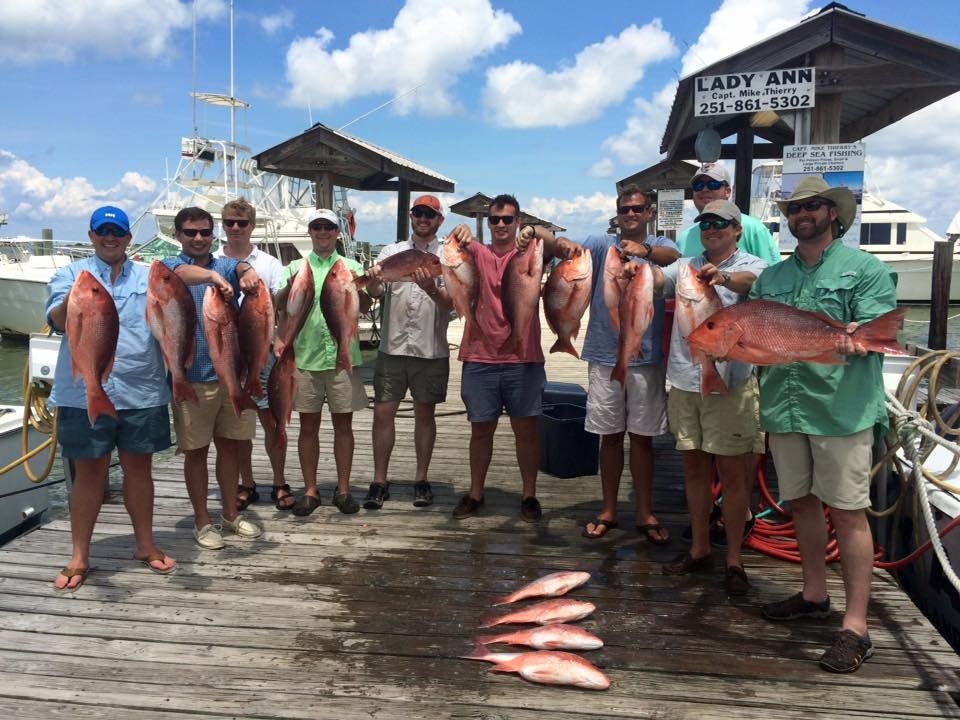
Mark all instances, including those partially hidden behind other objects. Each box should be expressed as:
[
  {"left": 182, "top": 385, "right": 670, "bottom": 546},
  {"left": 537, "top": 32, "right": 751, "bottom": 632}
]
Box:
[
  {"left": 412, "top": 481, "right": 434, "bottom": 507},
  {"left": 452, "top": 494, "right": 484, "bottom": 520},
  {"left": 520, "top": 496, "right": 542, "bottom": 523},
  {"left": 332, "top": 489, "right": 360, "bottom": 515},
  {"left": 724, "top": 565, "right": 751, "bottom": 596},
  {"left": 362, "top": 482, "right": 390, "bottom": 510},
  {"left": 819, "top": 629, "right": 874, "bottom": 673},
  {"left": 762, "top": 592, "right": 831, "bottom": 621},
  {"left": 220, "top": 514, "right": 263, "bottom": 539},
  {"left": 194, "top": 523, "right": 225, "bottom": 550}
]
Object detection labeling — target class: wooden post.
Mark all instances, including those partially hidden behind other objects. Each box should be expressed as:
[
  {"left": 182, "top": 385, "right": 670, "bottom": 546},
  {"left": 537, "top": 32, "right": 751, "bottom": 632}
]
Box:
[
  {"left": 475, "top": 215, "right": 484, "bottom": 245},
  {"left": 812, "top": 47, "right": 843, "bottom": 144},
  {"left": 928, "top": 239, "right": 955, "bottom": 350},
  {"left": 314, "top": 173, "right": 333, "bottom": 209},
  {"left": 396, "top": 179, "right": 410, "bottom": 242},
  {"left": 734, "top": 127, "right": 754, "bottom": 215}
]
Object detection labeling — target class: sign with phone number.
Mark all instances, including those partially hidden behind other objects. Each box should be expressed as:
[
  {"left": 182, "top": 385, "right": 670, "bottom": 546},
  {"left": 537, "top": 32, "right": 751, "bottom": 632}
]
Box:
[{"left": 694, "top": 67, "right": 815, "bottom": 117}]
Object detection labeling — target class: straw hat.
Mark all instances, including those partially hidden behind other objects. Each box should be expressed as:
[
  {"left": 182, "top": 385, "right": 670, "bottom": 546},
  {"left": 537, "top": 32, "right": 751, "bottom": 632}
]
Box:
[{"left": 776, "top": 176, "right": 857, "bottom": 238}]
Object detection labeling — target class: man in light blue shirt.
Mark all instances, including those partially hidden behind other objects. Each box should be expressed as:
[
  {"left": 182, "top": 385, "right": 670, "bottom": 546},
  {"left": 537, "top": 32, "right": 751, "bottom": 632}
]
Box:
[{"left": 46, "top": 205, "right": 175, "bottom": 591}]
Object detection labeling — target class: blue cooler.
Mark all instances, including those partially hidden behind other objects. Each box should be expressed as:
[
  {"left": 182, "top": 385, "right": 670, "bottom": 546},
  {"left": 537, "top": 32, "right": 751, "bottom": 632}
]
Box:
[{"left": 538, "top": 402, "right": 599, "bottom": 478}]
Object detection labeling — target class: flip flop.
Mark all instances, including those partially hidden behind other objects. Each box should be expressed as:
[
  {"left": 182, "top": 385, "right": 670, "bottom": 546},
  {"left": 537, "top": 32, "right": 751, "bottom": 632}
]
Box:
[
  {"left": 637, "top": 523, "right": 671, "bottom": 545},
  {"left": 53, "top": 567, "right": 89, "bottom": 593},
  {"left": 582, "top": 518, "right": 619, "bottom": 539},
  {"left": 134, "top": 552, "right": 177, "bottom": 575}
]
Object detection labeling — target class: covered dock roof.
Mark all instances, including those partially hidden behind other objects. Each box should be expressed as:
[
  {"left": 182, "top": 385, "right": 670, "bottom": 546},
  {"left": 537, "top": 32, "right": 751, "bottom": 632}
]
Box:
[{"left": 450, "top": 192, "right": 566, "bottom": 244}]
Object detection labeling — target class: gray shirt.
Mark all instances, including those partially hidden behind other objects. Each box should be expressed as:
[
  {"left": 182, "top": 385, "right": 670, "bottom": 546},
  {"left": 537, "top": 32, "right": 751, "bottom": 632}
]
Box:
[{"left": 663, "top": 250, "right": 767, "bottom": 393}]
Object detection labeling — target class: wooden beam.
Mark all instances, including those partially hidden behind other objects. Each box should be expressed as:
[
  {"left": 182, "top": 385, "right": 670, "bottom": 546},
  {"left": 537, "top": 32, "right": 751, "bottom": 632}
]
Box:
[
  {"left": 816, "top": 63, "right": 954, "bottom": 94},
  {"left": 812, "top": 46, "right": 843, "bottom": 144},
  {"left": 315, "top": 173, "right": 333, "bottom": 209},
  {"left": 733, "top": 128, "right": 754, "bottom": 214},
  {"left": 396, "top": 179, "right": 410, "bottom": 243}
]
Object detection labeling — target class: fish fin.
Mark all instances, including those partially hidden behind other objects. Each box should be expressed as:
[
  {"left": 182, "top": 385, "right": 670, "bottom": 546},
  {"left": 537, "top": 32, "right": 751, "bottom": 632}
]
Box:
[
  {"left": 462, "top": 642, "right": 492, "bottom": 661},
  {"left": 477, "top": 615, "right": 501, "bottom": 629},
  {"left": 86, "top": 390, "right": 118, "bottom": 426},
  {"left": 474, "top": 634, "right": 502, "bottom": 645},
  {"left": 608, "top": 308, "right": 621, "bottom": 334},
  {"left": 609, "top": 362, "right": 627, "bottom": 387},
  {"left": 184, "top": 338, "right": 196, "bottom": 370},
  {"left": 699, "top": 357, "right": 729, "bottom": 397},
  {"left": 492, "top": 593, "right": 517, "bottom": 607},
  {"left": 549, "top": 338, "right": 579, "bottom": 358},
  {"left": 172, "top": 377, "right": 198, "bottom": 404},
  {"left": 853, "top": 307, "right": 908, "bottom": 354},
  {"left": 353, "top": 276, "right": 369, "bottom": 289}
]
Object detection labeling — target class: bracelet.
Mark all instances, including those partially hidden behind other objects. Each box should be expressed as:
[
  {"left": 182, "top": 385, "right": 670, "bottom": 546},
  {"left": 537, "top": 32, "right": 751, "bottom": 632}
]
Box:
[{"left": 237, "top": 264, "right": 252, "bottom": 278}]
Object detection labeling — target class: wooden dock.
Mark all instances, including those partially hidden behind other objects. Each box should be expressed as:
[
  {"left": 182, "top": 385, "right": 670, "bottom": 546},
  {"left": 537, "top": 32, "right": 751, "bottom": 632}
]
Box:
[{"left": 2, "top": 314, "right": 959, "bottom": 719}]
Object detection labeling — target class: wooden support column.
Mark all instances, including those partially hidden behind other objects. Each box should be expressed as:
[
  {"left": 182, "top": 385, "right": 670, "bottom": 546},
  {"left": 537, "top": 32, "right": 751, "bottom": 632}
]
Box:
[
  {"left": 734, "top": 127, "right": 754, "bottom": 215},
  {"left": 315, "top": 173, "right": 333, "bottom": 210},
  {"left": 812, "top": 47, "right": 843, "bottom": 144},
  {"left": 475, "top": 215, "right": 484, "bottom": 244},
  {"left": 396, "top": 179, "right": 411, "bottom": 242},
  {"left": 928, "top": 239, "right": 955, "bottom": 350}
]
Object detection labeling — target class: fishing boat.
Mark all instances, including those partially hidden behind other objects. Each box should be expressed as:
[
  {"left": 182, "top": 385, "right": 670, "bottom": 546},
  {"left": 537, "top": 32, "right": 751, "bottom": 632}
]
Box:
[
  {"left": 751, "top": 162, "right": 960, "bottom": 303},
  {"left": 0, "top": 403, "right": 55, "bottom": 545}
]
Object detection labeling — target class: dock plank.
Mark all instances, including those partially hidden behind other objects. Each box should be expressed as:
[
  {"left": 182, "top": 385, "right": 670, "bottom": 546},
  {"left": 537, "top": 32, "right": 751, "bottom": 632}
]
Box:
[{"left": 1, "top": 313, "right": 959, "bottom": 718}]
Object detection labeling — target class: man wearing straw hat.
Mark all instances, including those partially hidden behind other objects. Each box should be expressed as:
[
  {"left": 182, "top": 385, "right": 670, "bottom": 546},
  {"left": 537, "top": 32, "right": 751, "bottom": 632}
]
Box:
[{"left": 751, "top": 176, "right": 897, "bottom": 673}]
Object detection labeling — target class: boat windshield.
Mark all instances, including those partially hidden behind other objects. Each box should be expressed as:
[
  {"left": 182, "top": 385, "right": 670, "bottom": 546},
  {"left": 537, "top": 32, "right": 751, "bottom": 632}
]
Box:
[{"left": 131, "top": 236, "right": 182, "bottom": 264}]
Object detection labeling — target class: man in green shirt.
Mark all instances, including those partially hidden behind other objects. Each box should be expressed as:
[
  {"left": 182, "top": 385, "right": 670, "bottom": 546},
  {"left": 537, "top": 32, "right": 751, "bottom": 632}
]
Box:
[
  {"left": 676, "top": 163, "right": 780, "bottom": 265},
  {"left": 276, "top": 209, "right": 372, "bottom": 516},
  {"left": 751, "top": 176, "right": 896, "bottom": 674}
]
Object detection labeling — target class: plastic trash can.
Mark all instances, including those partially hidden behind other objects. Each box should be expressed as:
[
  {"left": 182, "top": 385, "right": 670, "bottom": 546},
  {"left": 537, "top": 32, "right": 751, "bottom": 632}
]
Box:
[{"left": 538, "top": 403, "right": 599, "bottom": 478}]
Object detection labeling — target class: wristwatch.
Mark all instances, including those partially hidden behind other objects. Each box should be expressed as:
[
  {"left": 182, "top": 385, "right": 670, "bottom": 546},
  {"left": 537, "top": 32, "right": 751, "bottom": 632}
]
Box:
[
  {"left": 720, "top": 271, "right": 732, "bottom": 287},
  {"left": 641, "top": 241, "right": 653, "bottom": 258}
]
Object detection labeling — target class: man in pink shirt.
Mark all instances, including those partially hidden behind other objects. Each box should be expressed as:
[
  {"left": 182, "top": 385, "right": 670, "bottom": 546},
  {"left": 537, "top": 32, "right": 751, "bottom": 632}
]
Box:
[{"left": 447, "top": 194, "right": 545, "bottom": 522}]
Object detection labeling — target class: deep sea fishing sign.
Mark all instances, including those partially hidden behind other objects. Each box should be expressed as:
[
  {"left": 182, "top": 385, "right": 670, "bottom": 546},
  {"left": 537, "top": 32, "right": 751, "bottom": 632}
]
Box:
[{"left": 694, "top": 67, "right": 815, "bottom": 117}]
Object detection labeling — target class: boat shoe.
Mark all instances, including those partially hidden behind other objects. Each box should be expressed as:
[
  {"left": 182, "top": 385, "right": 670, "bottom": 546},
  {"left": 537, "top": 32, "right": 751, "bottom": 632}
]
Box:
[
  {"left": 362, "top": 482, "right": 390, "bottom": 510},
  {"left": 819, "top": 630, "right": 874, "bottom": 673},
  {"left": 220, "top": 514, "right": 263, "bottom": 539}
]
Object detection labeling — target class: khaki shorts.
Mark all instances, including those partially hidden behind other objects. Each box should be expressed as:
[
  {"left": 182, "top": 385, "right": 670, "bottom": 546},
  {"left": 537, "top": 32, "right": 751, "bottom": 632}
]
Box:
[
  {"left": 374, "top": 353, "right": 449, "bottom": 404},
  {"left": 768, "top": 427, "right": 874, "bottom": 510},
  {"left": 172, "top": 382, "right": 256, "bottom": 452},
  {"left": 668, "top": 377, "right": 764, "bottom": 456},
  {"left": 584, "top": 362, "right": 667, "bottom": 436},
  {"left": 295, "top": 368, "right": 368, "bottom": 414}
]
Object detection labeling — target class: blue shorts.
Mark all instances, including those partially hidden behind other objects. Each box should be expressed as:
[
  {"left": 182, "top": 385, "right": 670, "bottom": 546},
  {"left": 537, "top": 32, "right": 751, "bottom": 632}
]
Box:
[
  {"left": 57, "top": 405, "right": 172, "bottom": 459},
  {"left": 460, "top": 362, "right": 545, "bottom": 422}
]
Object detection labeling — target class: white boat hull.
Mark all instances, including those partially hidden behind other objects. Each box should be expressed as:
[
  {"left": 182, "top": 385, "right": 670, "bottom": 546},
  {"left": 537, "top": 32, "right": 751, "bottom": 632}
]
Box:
[{"left": 0, "top": 405, "right": 51, "bottom": 544}]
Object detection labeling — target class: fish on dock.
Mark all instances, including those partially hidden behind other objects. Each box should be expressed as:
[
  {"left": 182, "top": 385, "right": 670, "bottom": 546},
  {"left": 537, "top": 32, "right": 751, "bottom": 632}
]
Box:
[
  {"left": 353, "top": 248, "right": 441, "bottom": 288},
  {"left": 462, "top": 643, "right": 610, "bottom": 690},
  {"left": 500, "top": 234, "right": 543, "bottom": 356},
  {"left": 610, "top": 261, "right": 654, "bottom": 386},
  {"left": 686, "top": 300, "right": 907, "bottom": 366},
  {"left": 493, "top": 571, "right": 592, "bottom": 605},
  {"left": 480, "top": 598, "right": 596, "bottom": 628},
  {"left": 202, "top": 286, "right": 253, "bottom": 417},
  {"left": 66, "top": 270, "right": 119, "bottom": 425},
  {"left": 274, "top": 258, "right": 314, "bottom": 358},
  {"left": 145, "top": 261, "right": 197, "bottom": 404},
  {"left": 320, "top": 258, "right": 361, "bottom": 375},
  {"left": 238, "top": 279, "right": 274, "bottom": 397},
  {"left": 543, "top": 248, "right": 592, "bottom": 358},
  {"left": 476, "top": 624, "right": 603, "bottom": 651}
]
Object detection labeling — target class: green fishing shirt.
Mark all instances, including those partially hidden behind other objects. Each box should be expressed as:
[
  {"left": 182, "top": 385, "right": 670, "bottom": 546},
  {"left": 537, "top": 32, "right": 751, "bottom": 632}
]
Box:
[
  {"left": 749, "top": 240, "right": 897, "bottom": 437},
  {"left": 280, "top": 251, "right": 364, "bottom": 372}
]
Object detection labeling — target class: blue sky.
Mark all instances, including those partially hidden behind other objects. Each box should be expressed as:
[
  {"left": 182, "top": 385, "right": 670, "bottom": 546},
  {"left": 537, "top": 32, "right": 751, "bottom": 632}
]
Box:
[{"left": 1, "top": 0, "right": 959, "bottom": 246}]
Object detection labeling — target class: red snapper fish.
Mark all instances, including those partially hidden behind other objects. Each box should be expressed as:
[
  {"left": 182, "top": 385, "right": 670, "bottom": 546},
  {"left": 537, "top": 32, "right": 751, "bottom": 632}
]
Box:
[
  {"left": 145, "top": 261, "right": 197, "bottom": 404},
  {"left": 500, "top": 235, "right": 543, "bottom": 356},
  {"left": 353, "top": 248, "right": 441, "bottom": 288},
  {"left": 274, "top": 258, "right": 314, "bottom": 358},
  {"left": 686, "top": 300, "right": 906, "bottom": 366},
  {"left": 602, "top": 245, "right": 629, "bottom": 331},
  {"left": 543, "top": 248, "right": 593, "bottom": 358},
  {"left": 610, "top": 262, "right": 654, "bottom": 386},
  {"left": 675, "top": 262, "right": 726, "bottom": 396},
  {"left": 238, "top": 279, "right": 274, "bottom": 397},
  {"left": 462, "top": 644, "right": 610, "bottom": 690},
  {"left": 476, "top": 624, "right": 604, "bottom": 651},
  {"left": 479, "top": 598, "right": 596, "bottom": 628},
  {"left": 440, "top": 237, "right": 483, "bottom": 343},
  {"left": 320, "top": 258, "right": 361, "bottom": 375},
  {"left": 66, "top": 270, "right": 119, "bottom": 425},
  {"left": 202, "top": 286, "right": 253, "bottom": 417},
  {"left": 494, "top": 571, "right": 592, "bottom": 606},
  {"left": 267, "top": 345, "right": 297, "bottom": 449}
]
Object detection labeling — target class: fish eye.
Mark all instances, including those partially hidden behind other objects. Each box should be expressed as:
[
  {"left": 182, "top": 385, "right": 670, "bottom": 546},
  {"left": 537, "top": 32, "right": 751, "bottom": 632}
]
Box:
[{"left": 706, "top": 321, "right": 714, "bottom": 329}]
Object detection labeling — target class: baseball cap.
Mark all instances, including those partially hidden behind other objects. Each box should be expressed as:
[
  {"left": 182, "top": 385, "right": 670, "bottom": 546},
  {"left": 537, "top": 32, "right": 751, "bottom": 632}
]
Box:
[
  {"left": 306, "top": 209, "right": 339, "bottom": 226},
  {"left": 411, "top": 195, "right": 444, "bottom": 216},
  {"left": 90, "top": 206, "right": 130, "bottom": 233},
  {"left": 691, "top": 163, "right": 731, "bottom": 185},
  {"left": 694, "top": 199, "right": 741, "bottom": 224}
]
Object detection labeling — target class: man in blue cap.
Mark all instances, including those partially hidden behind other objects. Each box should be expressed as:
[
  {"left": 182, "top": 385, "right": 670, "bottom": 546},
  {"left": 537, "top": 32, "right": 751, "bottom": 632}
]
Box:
[{"left": 46, "top": 205, "right": 176, "bottom": 591}]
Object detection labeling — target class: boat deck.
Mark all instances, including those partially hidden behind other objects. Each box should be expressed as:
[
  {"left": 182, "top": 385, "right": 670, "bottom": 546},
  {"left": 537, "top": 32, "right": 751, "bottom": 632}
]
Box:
[{"left": 2, "top": 316, "right": 960, "bottom": 719}]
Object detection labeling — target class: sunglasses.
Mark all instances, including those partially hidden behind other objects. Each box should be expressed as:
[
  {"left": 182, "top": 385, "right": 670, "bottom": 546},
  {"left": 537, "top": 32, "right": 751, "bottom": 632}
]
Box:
[
  {"left": 618, "top": 204, "right": 650, "bottom": 215},
  {"left": 411, "top": 208, "right": 439, "bottom": 219},
  {"left": 699, "top": 218, "right": 733, "bottom": 231},
  {"left": 309, "top": 222, "right": 338, "bottom": 232},
  {"left": 692, "top": 179, "right": 726, "bottom": 192},
  {"left": 179, "top": 228, "right": 214, "bottom": 238},
  {"left": 786, "top": 199, "right": 834, "bottom": 214},
  {"left": 223, "top": 218, "right": 250, "bottom": 228},
  {"left": 488, "top": 215, "right": 516, "bottom": 225},
  {"left": 92, "top": 225, "right": 128, "bottom": 238}
]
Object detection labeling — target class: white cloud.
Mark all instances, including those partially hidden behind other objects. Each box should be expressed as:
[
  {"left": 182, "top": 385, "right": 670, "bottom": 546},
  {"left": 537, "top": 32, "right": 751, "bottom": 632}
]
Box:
[
  {"left": 261, "top": 9, "right": 294, "bottom": 35},
  {"left": 482, "top": 22, "right": 677, "bottom": 128},
  {"left": 600, "top": 82, "right": 678, "bottom": 168},
  {"left": 526, "top": 192, "right": 617, "bottom": 236},
  {"left": 589, "top": 158, "right": 615, "bottom": 178},
  {"left": 680, "top": 0, "right": 813, "bottom": 77},
  {"left": 0, "top": 150, "right": 157, "bottom": 228},
  {"left": 0, "top": 0, "right": 225, "bottom": 63},
  {"left": 284, "top": 0, "right": 520, "bottom": 116}
]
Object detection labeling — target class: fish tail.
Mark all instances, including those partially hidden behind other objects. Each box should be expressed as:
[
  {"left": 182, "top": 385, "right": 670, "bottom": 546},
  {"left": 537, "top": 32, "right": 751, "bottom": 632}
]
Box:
[
  {"left": 854, "top": 307, "right": 908, "bottom": 354},
  {"left": 699, "top": 357, "right": 729, "bottom": 397},
  {"left": 498, "top": 335, "right": 519, "bottom": 356},
  {"left": 492, "top": 592, "right": 518, "bottom": 607},
  {"left": 478, "top": 615, "right": 502, "bottom": 629},
  {"left": 474, "top": 633, "right": 504, "bottom": 645},
  {"left": 172, "top": 376, "right": 198, "bottom": 404},
  {"left": 549, "top": 337, "right": 579, "bottom": 358},
  {"left": 245, "top": 376, "right": 264, "bottom": 398},
  {"left": 609, "top": 361, "right": 627, "bottom": 387},
  {"left": 86, "top": 389, "right": 118, "bottom": 426}
]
